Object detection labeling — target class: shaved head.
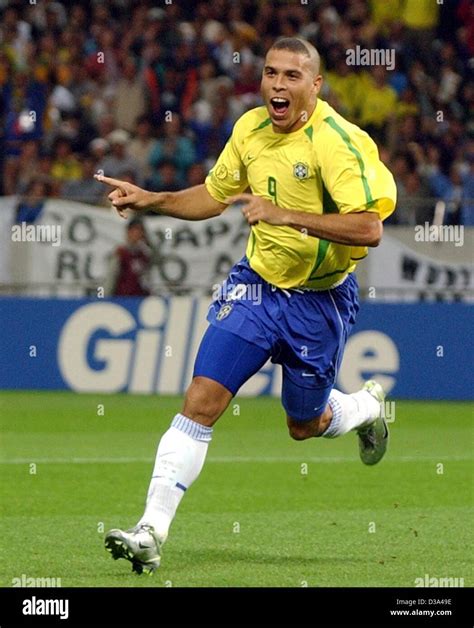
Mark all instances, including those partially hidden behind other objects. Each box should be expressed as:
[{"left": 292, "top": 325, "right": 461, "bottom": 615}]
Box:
[{"left": 268, "top": 37, "right": 321, "bottom": 76}]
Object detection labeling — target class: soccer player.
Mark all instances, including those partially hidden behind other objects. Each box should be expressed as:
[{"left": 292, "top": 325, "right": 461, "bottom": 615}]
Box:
[{"left": 95, "top": 37, "right": 396, "bottom": 575}]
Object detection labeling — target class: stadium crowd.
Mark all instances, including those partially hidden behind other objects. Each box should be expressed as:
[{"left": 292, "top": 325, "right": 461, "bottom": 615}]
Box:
[{"left": 1, "top": 0, "right": 472, "bottom": 225}]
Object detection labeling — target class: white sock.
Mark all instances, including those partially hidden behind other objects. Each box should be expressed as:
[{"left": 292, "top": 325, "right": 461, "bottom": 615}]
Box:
[
  {"left": 136, "top": 413, "right": 212, "bottom": 543},
  {"left": 323, "top": 388, "right": 381, "bottom": 438}
]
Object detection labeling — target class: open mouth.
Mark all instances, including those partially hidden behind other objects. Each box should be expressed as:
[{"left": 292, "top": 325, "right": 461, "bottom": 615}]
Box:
[{"left": 270, "top": 97, "right": 290, "bottom": 118}]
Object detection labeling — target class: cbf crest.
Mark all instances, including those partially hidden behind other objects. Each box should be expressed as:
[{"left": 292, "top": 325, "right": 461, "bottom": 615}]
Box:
[
  {"left": 293, "top": 162, "right": 309, "bottom": 180},
  {"left": 216, "top": 303, "right": 233, "bottom": 321}
]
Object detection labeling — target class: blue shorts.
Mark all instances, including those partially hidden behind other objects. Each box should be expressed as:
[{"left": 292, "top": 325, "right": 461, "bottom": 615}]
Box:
[{"left": 193, "top": 256, "right": 359, "bottom": 420}]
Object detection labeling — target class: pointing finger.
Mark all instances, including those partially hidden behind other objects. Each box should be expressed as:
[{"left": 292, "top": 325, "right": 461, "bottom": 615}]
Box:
[{"left": 94, "top": 174, "right": 128, "bottom": 191}]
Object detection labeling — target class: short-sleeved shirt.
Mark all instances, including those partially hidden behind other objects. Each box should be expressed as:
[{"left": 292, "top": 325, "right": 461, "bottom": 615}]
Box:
[
  {"left": 205, "top": 98, "right": 396, "bottom": 290},
  {"left": 357, "top": 74, "right": 398, "bottom": 128}
]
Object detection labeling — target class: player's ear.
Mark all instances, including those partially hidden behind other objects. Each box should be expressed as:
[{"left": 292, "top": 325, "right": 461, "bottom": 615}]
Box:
[{"left": 313, "top": 74, "right": 323, "bottom": 95}]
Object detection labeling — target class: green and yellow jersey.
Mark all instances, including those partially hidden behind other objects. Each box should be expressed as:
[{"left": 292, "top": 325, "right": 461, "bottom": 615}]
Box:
[
  {"left": 205, "top": 98, "right": 396, "bottom": 290},
  {"left": 357, "top": 72, "right": 398, "bottom": 128}
]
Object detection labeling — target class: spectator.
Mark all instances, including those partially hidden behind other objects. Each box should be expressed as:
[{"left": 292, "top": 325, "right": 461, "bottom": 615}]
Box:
[
  {"left": 61, "top": 155, "right": 104, "bottom": 205},
  {"left": 396, "top": 86, "right": 420, "bottom": 120},
  {"left": 401, "top": 0, "right": 439, "bottom": 73},
  {"left": 50, "top": 138, "right": 82, "bottom": 184},
  {"left": 427, "top": 164, "right": 465, "bottom": 226},
  {"left": 393, "top": 171, "right": 434, "bottom": 226},
  {"left": 148, "top": 159, "right": 181, "bottom": 193},
  {"left": 189, "top": 101, "right": 233, "bottom": 162},
  {"left": 406, "top": 141, "right": 468, "bottom": 225},
  {"left": 196, "top": 60, "right": 221, "bottom": 104},
  {"left": 234, "top": 63, "right": 260, "bottom": 99},
  {"left": 1, "top": 7, "right": 31, "bottom": 69},
  {"left": 128, "top": 115, "right": 158, "bottom": 183},
  {"left": 15, "top": 179, "right": 50, "bottom": 224},
  {"left": 89, "top": 138, "right": 110, "bottom": 163},
  {"left": 188, "top": 74, "right": 238, "bottom": 128},
  {"left": 96, "top": 115, "right": 116, "bottom": 141},
  {"left": 436, "top": 62, "right": 463, "bottom": 114},
  {"left": 37, "top": 153, "right": 54, "bottom": 184},
  {"left": 357, "top": 66, "right": 398, "bottom": 142},
  {"left": 98, "top": 130, "right": 140, "bottom": 184},
  {"left": 325, "top": 54, "right": 362, "bottom": 121},
  {"left": 29, "top": 1, "right": 67, "bottom": 35},
  {"left": 112, "top": 57, "right": 146, "bottom": 133},
  {"left": 105, "top": 218, "right": 153, "bottom": 297},
  {"left": 10, "top": 140, "right": 40, "bottom": 195},
  {"left": 49, "top": 63, "right": 77, "bottom": 115},
  {"left": 55, "top": 111, "right": 94, "bottom": 155},
  {"left": 2, "top": 69, "right": 47, "bottom": 166},
  {"left": 149, "top": 115, "right": 196, "bottom": 185}
]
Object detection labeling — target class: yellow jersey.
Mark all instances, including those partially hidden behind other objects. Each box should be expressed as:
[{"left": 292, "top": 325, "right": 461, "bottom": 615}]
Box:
[
  {"left": 357, "top": 72, "right": 398, "bottom": 128},
  {"left": 325, "top": 70, "right": 363, "bottom": 121},
  {"left": 369, "top": 0, "right": 402, "bottom": 33},
  {"left": 401, "top": 0, "right": 439, "bottom": 29},
  {"left": 205, "top": 98, "right": 396, "bottom": 290}
]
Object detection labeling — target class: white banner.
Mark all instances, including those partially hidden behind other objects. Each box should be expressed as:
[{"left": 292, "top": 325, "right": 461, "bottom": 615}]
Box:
[
  {"left": 368, "top": 234, "right": 473, "bottom": 293},
  {"left": 2, "top": 198, "right": 472, "bottom": 297},
  {"left": 3, "top": 198, "right": 248, "bottom": 295},
  {"left": 0, "top": 198, "right": 17, "bottom": 284}
]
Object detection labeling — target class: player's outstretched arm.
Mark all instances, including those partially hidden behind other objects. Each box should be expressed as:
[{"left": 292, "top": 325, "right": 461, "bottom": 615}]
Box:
[{"left": 94, "top": 175, "right": 227, "bottom": 221}]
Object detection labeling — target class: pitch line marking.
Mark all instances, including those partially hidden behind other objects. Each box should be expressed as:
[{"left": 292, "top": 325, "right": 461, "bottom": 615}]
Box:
[{"left": 0, "top": 455, "right": 471, "bottom": 465}]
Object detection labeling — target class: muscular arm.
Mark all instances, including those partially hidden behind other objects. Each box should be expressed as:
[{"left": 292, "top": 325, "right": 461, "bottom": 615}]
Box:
[
  {"left": 285, "top": 210, "right": 383, "bottom": 247},
  {"left": 94, "top": 176, "right": 227, "bottom": 221},
  {"left": 227, "top": 193, "right": 383, "bottom": 247},
  {"left": 147, "top": 184, "right": 227, "bottom": 220}
]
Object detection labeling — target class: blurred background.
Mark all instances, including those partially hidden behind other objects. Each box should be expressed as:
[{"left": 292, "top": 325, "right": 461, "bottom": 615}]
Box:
[{"left": 0, "top": 0, "right": 472, "bottom": 400}]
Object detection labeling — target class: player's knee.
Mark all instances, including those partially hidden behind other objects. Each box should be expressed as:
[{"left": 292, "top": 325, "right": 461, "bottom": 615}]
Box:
[
  {"left": 183, "top": 393, "right": 222, "bottom": 425},
  {"left": 183, "top": 377, "right": 232, "bottom": 426},
  {"left": 288, "top": 424, "right": 310, "bottom": 440},
  {"left": 287, "top": 418, "right": 314, "bottom": 440},
  {"left": 287, "top": 414, "right": 327, "bottom": 440}
]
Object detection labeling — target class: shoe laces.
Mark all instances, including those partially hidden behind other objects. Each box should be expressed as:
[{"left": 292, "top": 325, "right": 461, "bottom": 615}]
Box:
[
  {"left": 135, "top": 523, "right": 153, "bottom": 534},
  {"left": 359, "top": 426, "right": 376, "bottom": 448}
]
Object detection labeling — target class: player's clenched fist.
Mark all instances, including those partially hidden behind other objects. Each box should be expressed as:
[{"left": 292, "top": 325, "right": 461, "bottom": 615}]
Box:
[{"left": 94, "top": 174, "right": 154, "bottom": 218}]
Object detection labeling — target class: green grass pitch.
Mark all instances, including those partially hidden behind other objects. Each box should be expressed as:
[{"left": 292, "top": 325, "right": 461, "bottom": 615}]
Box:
[{"left": 0, "top": 391, "right": 472, "bottom": 588}]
